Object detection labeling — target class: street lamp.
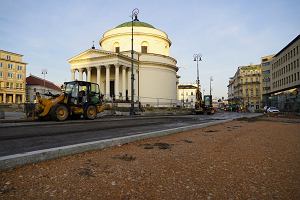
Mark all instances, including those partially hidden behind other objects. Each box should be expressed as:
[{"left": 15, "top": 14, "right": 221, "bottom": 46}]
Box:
[
  {"left": 130, "top": 8, "right": 139, "bottom": 116},
  {"left": 193, "top": 53, "right": 202, "bottom": 95},
  {"left": 209, "top": 76, "right": 213, "bottom": 96},
  {"left": 42, "top": 69, "right": 47, "bottom": 93}
]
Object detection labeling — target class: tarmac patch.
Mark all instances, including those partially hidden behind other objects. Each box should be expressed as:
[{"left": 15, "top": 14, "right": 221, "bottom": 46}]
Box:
[
  {"left": 182, "top": 139, "right": 193, "bottom": 143},
  {"left": 204, "top": 130, "right": 219, "bottom": 133},
  {"left": 112, "top": 154, "right": 136, "bottom": 161},
  {"left": 77, "top": 167, "right": 95, "bottom": 177},
  {"left": 140, "top": 143, "right": 173, "bottom": 150}
]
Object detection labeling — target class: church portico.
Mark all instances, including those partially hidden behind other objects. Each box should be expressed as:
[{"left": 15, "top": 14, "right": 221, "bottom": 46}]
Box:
[{"left": 69, "top": 53, "right": 139, "bottom": 100}]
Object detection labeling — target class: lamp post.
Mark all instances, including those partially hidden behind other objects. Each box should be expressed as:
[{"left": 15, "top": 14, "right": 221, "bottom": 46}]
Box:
[
  {"left": 209, "top": 76, "right": 213, "bottom": 96},
  {"left": 130, "top": 8, "right": 139, "bottom": 116},
  {"left": 193, "top": 53, "right": 202, "bottom": 97},
  {"left": 42, "top": 69, "right": 47, "bottom": 93}
]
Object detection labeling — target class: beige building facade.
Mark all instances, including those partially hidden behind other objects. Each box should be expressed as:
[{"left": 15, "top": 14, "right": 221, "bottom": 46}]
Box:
[
  {"left": 228, "top": 64, "right": 262, "bottom": 111},
  {"left": 0, "top": 50, "right": 26, "bottom": 104},
  {"left": 69, "top": 20, "right": 179, "bottom": 107}
]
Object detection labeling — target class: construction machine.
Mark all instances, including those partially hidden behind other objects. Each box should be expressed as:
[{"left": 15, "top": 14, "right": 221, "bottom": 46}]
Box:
[
  {"left": 34, "top": 81, "right": 110, "bottom": 121},
  {"left": 203, "top": 95, "right": 215, "bottom": 115},
  {"left": 193, "top": 86, "right": 204, "bottom": 114}
]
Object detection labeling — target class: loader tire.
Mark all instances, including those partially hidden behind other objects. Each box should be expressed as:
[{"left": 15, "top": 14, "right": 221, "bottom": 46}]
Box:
[
  {"left": 51, "top": 104, "right": 69, "bottom": 121},
  {"left": 84, "top": 105, "right": 97, "bottom": 120}
]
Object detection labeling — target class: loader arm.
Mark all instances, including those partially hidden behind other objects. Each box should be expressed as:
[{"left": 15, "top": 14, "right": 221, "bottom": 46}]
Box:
[{"left": 36, "top": 92, "right": 66, "bottom": 117}]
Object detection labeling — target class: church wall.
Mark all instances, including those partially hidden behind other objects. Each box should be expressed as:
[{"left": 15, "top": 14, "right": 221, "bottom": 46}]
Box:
[
  {"left": 101, "top": 27, "right": 170, "bottom": 56},
  {"left": 139, "top": 64, "right": 177, "bottom": 104}
]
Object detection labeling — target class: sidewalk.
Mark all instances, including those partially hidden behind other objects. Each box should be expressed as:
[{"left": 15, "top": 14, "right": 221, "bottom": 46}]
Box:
[{"left": 0, "top": 116, "right": 299, "bottom": 199}]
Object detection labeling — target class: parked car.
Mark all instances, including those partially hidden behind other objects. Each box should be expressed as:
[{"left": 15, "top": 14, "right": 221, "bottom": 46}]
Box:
[{"left": 267, "top": 107, "right": 280, "bottom": 113}]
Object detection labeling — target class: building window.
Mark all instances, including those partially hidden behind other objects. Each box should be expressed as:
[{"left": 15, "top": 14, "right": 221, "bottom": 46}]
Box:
[
  {"left": 17, "top": 74, "right": 22, "bottom": 79},
  {"left": 141, "top": 46, "right": 147, "bottom": 53},
  {"left": 0, "top": 71, "right": 2, "bottom": 78},
  {"left": 6, "top": 82, "right": 9, "bottom": 88},
  {"left": 8, "top": 72, "right": 13, "bottom": 78},
  {"left": 20, "top": 84, "right": 23, "bottom": 89},
  {"left": 16, "top": 83, "right": 19, "bottom": 89},
  {"left": 0, "top": 63, "right": 2, "bottom": 67},
  {"left": 6, "top": 55, "right": 11, "bottom": 60},
  {"left": 8, "top": 63, "right": 13, "bottom": 69},
  {"left": 113, "top": 42, "right": 120, "bottom": 53},
  {"left": 17, "top": 65, "right": 22, "bottom": 70},
  {"left": 191, "top": 92, "right": 193, "bottom": 95},
  {"left": 141, "top": 41, "right": 148, "bottom": 53}
]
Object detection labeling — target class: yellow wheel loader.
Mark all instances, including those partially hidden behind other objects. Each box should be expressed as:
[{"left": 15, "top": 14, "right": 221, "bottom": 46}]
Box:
[{"left": 34, "top": 81, "right": 111, "bottom": 121}]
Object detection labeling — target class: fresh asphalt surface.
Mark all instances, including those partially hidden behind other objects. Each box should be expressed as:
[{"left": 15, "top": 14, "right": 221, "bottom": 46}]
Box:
[{"left": 0, "top": 112, "right": 256, "bottom": 157}]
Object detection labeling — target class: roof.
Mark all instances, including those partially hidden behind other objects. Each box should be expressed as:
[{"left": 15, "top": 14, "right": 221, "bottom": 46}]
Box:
[
  {"left": 0, "top": 49, "right": 23, "bottom": 56},
  {"left": 274, "top": 34, "right": 300, "bottom": 57},
  {"left": 178, "top": 84, "right": 198, "bottom": 89},
  {"left": 26, "top": 75, "right": 61, "bottom": 91},
  {"left": 115, "top": 21, "right": 155, "bottom": 29}
]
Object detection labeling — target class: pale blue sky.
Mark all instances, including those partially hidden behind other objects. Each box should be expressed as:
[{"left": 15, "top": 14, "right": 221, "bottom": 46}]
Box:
[{"left": 0, "top": 0, "right": 299, "bottom": 98}]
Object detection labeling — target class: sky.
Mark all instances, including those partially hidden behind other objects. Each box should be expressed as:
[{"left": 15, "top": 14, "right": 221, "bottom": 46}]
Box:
[{"left": 0, "top": 0, "right": 299, "bottom": 99}]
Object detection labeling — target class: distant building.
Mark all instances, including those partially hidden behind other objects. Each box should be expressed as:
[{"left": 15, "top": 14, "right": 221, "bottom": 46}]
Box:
[
  {"left": 177, "top": 84, "right": 199, "bottom": 108},
  {"left": 269, "top": 34, "right": 300, "bottom": 112},
  {"left": 26, "top": 75, "right": 61, "bottom": 103},
  {"left": 227, "top": 64, "right": 262, "bottom": 111},
  {"left": 0, "top": 50, "right": 27, "bottom": 104},
  {"left": 261, "top": 55, "right": 274, "bottom": 106},
  {"left": 227, "top": 77, "right": 234, "bottom": 103}
]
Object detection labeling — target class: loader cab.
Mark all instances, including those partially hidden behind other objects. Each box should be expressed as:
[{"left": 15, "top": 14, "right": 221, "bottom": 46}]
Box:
[{"left": 64, "top": 81, "right": 101, "bottom": 105}]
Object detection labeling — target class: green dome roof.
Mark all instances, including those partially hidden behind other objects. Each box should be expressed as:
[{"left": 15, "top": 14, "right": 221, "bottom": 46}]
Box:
[{"left": 115, "top": 21, "right": 155, "bottom": 29}]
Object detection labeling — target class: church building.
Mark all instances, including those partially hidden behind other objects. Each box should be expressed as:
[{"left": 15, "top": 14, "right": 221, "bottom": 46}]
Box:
[{"left": 68, "top": 17, "right": 179, "bottom": 106}]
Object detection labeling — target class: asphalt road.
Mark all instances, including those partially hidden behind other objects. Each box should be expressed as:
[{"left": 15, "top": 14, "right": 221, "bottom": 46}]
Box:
[{"left": 0, "top": 112, "right": 258, "bottom": 157}]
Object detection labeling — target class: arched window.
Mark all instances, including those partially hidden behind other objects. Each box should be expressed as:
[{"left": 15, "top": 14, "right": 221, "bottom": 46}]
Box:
[
  {"left": 141, "top": 41, "right": 148, "bottom": 53},
  {"left": 113, "top": 42, "right": 120, "bottom": 53}
]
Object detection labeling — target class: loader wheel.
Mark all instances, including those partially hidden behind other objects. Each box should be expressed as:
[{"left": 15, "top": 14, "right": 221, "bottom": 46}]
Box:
[
  {"left": 84, "top": 105, "right": 97, "bottom": 120},
  {"left": 51, "top": 104, "right": 69, "bottom": 121}
]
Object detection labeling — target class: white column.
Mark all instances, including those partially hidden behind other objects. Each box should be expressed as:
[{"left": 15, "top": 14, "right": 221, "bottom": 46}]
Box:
[
  {"left": 71, "top": 69, "right": 75, "bottom": 81},
  {"left": 127, "top": 67, "right": 131, "bottom": 100},
  {"left": 22, "top": 94, "right": 26, "bottom": 103},
  {"left": 97, "top": 66, "right": 101, "bottom": 88},
  {"left": 122, "top": 66, "right": 126, "bottom": 100},
  {"left": 78, "top": 68, "right": 83, "bottom": 81},
  {"left": 87, "top": 67, "right": 91, "bottom": 82},
  {"left": 3, "top": 93, "right": 6, "bottom": 103},
  {"left": 134, "top": 66, "right": 138, "bottom": 101},
  {"left": 105, "top": 65, "right": 110, "bottom": 98},
  {"left": 115, "top": 64, "right": 119, "bottom": 99},
  {"left": 13, "top": 94, "right": 16, "bottom": 104}
]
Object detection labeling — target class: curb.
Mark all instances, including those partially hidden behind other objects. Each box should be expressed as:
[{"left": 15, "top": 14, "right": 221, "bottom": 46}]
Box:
[{"left": 0, "top": 119, "right": 232, "bottom": 170}]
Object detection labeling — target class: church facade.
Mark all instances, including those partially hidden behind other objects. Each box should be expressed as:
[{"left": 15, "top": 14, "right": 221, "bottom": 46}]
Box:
[{"left": 68, "top": 19, "right": 179, "bottom": 106}]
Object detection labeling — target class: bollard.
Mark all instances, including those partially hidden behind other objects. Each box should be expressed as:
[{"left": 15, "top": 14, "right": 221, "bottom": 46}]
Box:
[{"left": 0, "top": 110, "right": 5, "bottom": 119}]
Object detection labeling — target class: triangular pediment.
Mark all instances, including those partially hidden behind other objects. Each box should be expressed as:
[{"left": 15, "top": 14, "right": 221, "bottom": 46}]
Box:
[{"left": 68, "top": 49, "right": 116, "bottom": 62}]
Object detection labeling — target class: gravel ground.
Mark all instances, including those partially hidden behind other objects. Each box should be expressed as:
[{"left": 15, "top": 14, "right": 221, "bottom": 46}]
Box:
[{"left": 0, "top": 116, "right": 299, "bottom": 200}]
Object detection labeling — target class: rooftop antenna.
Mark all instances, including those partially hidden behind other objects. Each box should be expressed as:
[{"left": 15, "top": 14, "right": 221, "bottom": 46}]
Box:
[{"left": 92, "top": 41, "right": 95, "bottom": 49}]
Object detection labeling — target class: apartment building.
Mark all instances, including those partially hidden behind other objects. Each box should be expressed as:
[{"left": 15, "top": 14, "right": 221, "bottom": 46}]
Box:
[
  {"left": 261, "top": 55, "right": 274, "bottom": 106},
  {"left": 177, "top": 84, "right": 200, "bottom": 108},
  {"left": 0, "top": 50, "right": 27, "bottom": 103},
  {"left": 270, "top": 34, "right": 300, "bottom": 112},
  {"left": 227, "top": 64, "right": 262, "bottom": 111}
]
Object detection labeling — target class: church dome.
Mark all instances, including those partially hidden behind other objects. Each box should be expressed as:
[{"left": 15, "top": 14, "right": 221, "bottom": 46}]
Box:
[{"left": 115, "top": 21, "right": 155, "bottom": 29}]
